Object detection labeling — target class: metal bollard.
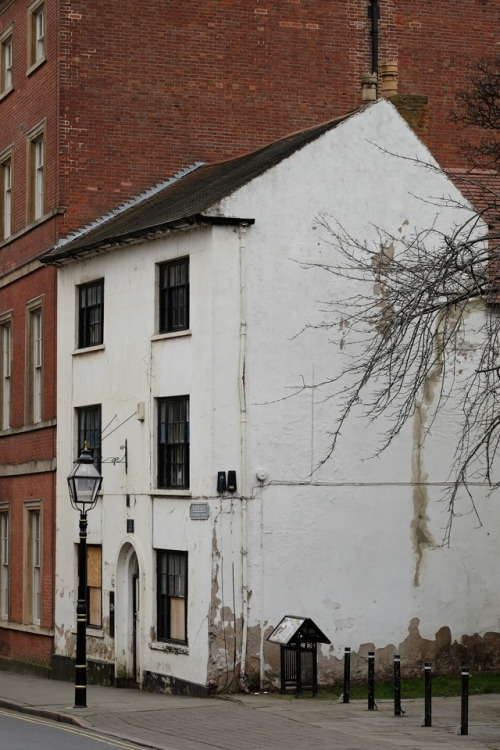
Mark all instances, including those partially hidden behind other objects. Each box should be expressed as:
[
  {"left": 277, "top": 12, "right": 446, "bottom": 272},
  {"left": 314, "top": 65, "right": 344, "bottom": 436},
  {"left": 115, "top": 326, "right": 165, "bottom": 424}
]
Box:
[
  {"left": 461, "top": 667, "right": 469, "bottom": 736},
  {"left": 368, "top": 651, "right": 375, "bottom": 710},
  {"left": 343, "top": 647, "right": 351, "bottom": 704},
  {"left": 424, "top": 662, "right": 432, "bottom": 727},
  {"left": 394, "top": 654, "right": 402, "bottom": 716},
  {"left": 295, "top": 648, "right": 303, "bottom": 699}
]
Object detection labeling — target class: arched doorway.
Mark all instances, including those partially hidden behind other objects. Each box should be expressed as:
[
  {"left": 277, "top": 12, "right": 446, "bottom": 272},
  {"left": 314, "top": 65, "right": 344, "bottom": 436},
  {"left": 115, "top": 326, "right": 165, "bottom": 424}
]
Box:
[{"left": 115, "top": 543, "right": 141, "bottom": 684}]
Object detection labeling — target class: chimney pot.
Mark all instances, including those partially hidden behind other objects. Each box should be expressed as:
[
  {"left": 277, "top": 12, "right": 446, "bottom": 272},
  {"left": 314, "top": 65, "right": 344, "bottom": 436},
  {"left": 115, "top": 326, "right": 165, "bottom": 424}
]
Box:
[
  {"left": 380, "top": 61, "right": 398, "bottom": 99},
  {"left": 361, "top": 72, "right": 378, "bottom": 102}
]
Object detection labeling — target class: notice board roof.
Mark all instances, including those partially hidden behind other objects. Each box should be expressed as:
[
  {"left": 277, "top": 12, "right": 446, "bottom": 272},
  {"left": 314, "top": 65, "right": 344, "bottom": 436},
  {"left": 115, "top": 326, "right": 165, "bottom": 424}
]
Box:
[{"left": 267, "top": 616, "right": 331, "bottom": 646}]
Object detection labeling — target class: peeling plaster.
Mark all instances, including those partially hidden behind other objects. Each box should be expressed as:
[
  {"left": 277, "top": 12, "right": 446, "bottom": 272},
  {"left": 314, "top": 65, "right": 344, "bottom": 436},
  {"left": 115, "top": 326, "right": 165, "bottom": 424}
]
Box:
[
  {"left": 207, "top": 525, "right": 243, "bottom": 692},
  {"left": 262, "top": 619, "right": 500, "bottom": 689},
  {"left": 371, "top": 239, "right": 437, "bottom": 586},
  {"left": 411, "top": 320, "right": 443, "bottom": 586},
  {"left": 61, "top": 627, "right": 76, "bottom": 658},
  {"left": 398, "top": 618, "right": 500, "bottom": 678},
  {"left": 86, "top": 632, "right": 114, "bottom": 662},
  {"left": 411, "top": 404, "right": 434, "bottom": 587}
]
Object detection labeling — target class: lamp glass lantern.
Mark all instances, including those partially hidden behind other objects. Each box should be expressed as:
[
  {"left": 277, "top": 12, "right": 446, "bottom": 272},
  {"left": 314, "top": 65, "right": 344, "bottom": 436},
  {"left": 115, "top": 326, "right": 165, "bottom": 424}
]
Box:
[{"left": 67, "top": 448, "right": 102, "bottom": 512}]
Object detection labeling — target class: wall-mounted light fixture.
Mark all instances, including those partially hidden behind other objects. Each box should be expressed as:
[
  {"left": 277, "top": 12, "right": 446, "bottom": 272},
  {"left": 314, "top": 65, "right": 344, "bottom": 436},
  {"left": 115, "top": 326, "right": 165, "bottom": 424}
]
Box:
[{"left": 102, "top": 439, "right": 128, "bottom": 473}]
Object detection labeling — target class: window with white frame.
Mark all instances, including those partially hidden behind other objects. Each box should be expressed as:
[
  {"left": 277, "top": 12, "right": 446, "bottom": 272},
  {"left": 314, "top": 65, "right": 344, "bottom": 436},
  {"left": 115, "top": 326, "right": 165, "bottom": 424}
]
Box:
[
  {"left": 0, "top": 317, "right": 11, "bottom": 430},
  {"left": 28, "top": 0, "right": 44, "bottom": 69},
  {"left": 0, "top": 507, "right": 9, "bottom": 620},
  {"left": 33, "top": 136, "right": 43, "bottom": 219},
  {"left": 31, "top": 509, "right": 41, "bottom": 624},
  {"left": 24, "top": 503, "right": 41, "bottom": 626},
  {"left": 26, "top": 299, "right": 43, "bottom": 424},
  {"left": 1, "top": 155, "right": 12, "bottom": 239},
  {"left": 27, "top": 123, "right": 45, "bottom": 223},
  {"left": 34, "top": 7, "right": 44, "bottom": 60},
  {"left": 0, "top": 27, "right": 13, "bottom": 94},
  {"left": 32, "top": 308, "right": 42, "bottom": 422}
]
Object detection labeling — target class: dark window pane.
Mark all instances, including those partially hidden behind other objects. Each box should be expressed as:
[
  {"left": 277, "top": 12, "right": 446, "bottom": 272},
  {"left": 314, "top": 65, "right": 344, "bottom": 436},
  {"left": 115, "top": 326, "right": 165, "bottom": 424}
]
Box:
[
  {"left": 78, "top": 280, "right": 104, "bottom": 348},
  {"left": 157, "top": 397, "right": 189, "bottom": 489},
  {"left": 77, "top": 404, "right": 102, "bottom": 470},
  {"left": 157, "top": 550, "right": 187, "bottom": 642},
  {"left": 159, "top": 258, "right": 189, "bottom": 333}
]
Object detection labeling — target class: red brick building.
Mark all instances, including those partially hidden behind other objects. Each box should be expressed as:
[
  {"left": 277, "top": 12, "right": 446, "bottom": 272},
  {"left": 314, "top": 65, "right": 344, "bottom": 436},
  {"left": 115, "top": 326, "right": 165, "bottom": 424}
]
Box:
[{"left": 0, "top": 0, "right": 498, "bottom": 674}]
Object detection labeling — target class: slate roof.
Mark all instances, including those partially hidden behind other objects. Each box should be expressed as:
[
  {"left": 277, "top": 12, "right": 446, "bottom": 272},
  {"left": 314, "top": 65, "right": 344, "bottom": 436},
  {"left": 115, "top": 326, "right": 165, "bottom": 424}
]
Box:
[
  {"left": 41, "top": 105, "right": 366, "bottom": 265},
  {"left": 448, "top": 169, "right": 500, "bottom": 233}
]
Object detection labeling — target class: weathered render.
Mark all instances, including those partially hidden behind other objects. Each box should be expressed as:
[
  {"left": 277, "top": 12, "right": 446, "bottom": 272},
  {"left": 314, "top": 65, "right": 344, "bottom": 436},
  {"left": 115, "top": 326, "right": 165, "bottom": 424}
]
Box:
[{"left": 45, "top": 100, "right": 500, "bottom": 694}]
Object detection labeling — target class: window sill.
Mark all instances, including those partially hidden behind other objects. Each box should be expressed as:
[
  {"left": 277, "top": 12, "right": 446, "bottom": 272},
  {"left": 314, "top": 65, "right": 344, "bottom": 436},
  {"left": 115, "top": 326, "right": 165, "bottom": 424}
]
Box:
[
  {"left": 26, "top": 56, "right": 46, "bottom": 77},
  {"left": 0, "top": 85, "right": 14, "bottom": 102},
  {"left": 151, "top": 330, "right": 192, "bottom": 342},
  {"left": 149, "top": 641, "right": 188, "bottom": 656},
  {"left": 152, "top": 490, "right": 192, "bottom": 498},
  {"left": 0, "top": 207, "right": 66, "bottom": 250},
  {"left": 0, "top": 620, "right": 54, "bottom": 636},
  {"left": 87, "top": 628, "right": 105, "bottom": 639},
  {"left": 0, "top": 418, "right": 56, "bottom": 436},
  {"left": 72, "top": 344, "right": 105, "bottom": 356}
]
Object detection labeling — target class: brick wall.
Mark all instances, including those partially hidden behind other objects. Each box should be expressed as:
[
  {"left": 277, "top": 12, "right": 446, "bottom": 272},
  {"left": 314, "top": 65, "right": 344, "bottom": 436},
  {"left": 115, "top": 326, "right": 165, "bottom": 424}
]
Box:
[
  {"left": 0, "top": 471, "right": 55, "bottom": 631},
  {"left": 0, "top": 0, "right": 497, "bottom": 245},
  {"left": 0, "top": 266, "right": 56, "bottom": 659},
  {"left": 55, "top": 0, "right": 500, "bottom": 234},
  {"left": 0, "top": 1, "right": 58, "bottom": 259},
  {"left": 0, "top": 628, "right": 53, "bottom": 665},
  {"left": 0, "top": 265, "right": 57, "bottom": 425}
]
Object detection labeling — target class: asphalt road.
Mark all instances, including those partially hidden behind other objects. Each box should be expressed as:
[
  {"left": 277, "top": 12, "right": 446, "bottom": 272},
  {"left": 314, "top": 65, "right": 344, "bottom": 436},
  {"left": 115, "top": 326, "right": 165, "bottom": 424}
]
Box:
[{"left": 0, "top": 708, "right": 155, "bottom": 750}]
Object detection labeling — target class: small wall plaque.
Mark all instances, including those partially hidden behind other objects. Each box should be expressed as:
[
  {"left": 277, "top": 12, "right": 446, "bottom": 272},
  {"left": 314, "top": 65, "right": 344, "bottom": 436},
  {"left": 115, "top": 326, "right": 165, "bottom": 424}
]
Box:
[
  {"left": 127, "top": 519, "right": 134, "bottom": 533},
  {"left": 190, "top": 503, "right": 210, "bottom": 520}
]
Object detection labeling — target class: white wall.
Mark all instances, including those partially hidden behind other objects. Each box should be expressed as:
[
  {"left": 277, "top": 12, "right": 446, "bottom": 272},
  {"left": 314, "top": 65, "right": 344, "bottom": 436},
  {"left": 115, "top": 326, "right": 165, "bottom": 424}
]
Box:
[
  {"left": 217, "top": 99, "right": 500, "bottom": 683},
  {"left": 55, "top": 224, "right": 244, "bottom": 688}
]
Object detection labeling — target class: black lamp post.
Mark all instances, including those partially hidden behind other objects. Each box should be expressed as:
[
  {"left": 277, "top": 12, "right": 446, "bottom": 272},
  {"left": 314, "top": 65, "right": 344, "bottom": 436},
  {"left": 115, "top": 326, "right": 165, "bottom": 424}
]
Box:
[{"left": 67, "top": 446, "right": 102, "bottom": 708}]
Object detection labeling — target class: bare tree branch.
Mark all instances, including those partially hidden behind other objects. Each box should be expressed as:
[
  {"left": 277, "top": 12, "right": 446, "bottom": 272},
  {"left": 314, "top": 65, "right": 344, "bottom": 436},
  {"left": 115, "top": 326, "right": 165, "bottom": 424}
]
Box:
[
  {"left": 299, "top": 56, "right": 500, "bottom": 544},
  {"left": 306, "top": 205, "right": 500, "bottom": 544},
  {"left": 451, "top": 55, "right": 500, "bottom": 169}
]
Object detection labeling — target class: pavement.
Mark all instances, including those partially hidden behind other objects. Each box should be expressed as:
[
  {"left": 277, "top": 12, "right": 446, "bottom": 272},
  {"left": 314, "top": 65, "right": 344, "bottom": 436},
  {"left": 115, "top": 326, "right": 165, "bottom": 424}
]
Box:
[{"left": 1, "top": 670, "right": 500, "bottom": 750}]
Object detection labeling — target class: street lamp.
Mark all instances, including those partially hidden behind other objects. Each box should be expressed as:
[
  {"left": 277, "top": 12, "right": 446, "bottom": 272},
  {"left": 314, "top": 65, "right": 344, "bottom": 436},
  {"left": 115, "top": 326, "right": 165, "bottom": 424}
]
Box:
[{"left": 67, "top": 445, "right": 102, "bottom": 708}]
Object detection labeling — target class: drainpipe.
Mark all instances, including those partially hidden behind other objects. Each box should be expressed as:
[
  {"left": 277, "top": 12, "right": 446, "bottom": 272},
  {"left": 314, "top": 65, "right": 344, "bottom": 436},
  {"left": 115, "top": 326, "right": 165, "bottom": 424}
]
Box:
[
  {"left": 238, "top": 223, "right": 249, "bottom": 691},
  {"left": 368, "top": 0, "right": 380, "bottom": 76}
]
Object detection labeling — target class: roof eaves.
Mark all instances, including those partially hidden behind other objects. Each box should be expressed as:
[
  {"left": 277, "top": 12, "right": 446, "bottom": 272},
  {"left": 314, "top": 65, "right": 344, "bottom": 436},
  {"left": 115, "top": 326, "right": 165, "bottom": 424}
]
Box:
[{"left": 44, "top": 214, "right": 255, "bottom": 266}]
